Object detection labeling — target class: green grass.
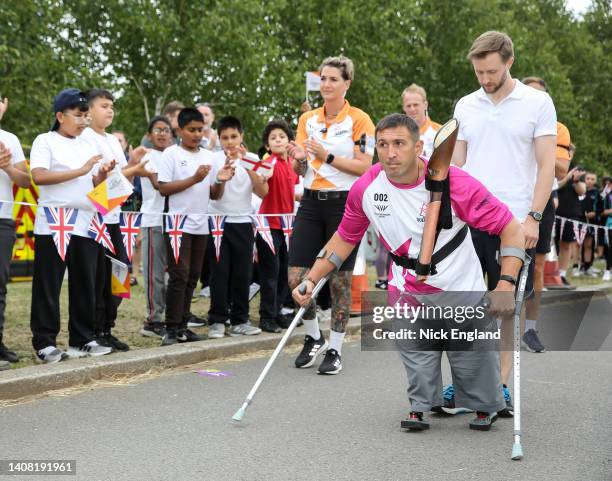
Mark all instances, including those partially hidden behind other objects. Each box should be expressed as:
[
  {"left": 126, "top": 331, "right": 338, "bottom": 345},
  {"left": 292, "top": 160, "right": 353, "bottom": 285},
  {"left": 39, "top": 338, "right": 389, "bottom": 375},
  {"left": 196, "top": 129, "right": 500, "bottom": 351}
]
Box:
[
  {"left": 2, "top": 260, "right": 608, "bottom": 369},
  {"left": 3, "top": 274, "right": 263, "bottom": 369}
]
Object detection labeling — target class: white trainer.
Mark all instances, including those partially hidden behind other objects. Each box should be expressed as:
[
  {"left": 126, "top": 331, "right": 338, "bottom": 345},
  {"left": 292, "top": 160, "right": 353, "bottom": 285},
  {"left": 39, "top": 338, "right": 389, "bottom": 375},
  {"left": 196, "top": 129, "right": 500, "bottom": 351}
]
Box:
[{"left": 208, "top": 323, "right": 226, "bottom": 339}]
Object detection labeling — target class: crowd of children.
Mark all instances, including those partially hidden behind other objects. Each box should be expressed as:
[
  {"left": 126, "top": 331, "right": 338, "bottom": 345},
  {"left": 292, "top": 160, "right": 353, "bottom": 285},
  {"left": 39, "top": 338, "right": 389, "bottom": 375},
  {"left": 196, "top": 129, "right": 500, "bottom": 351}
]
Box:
[{"left": 0, "top": 88, "right": 304, "bottom": 364}]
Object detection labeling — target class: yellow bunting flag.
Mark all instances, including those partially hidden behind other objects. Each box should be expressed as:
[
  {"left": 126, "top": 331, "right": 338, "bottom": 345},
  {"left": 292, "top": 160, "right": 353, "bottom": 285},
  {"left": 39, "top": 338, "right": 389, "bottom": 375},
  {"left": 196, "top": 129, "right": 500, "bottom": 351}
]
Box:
[
  {"left": 109, "top": 255, "right": 131, "bottom": 299},
  {"left": 87, "top": 169, "right": 133, "bottom": 216}
]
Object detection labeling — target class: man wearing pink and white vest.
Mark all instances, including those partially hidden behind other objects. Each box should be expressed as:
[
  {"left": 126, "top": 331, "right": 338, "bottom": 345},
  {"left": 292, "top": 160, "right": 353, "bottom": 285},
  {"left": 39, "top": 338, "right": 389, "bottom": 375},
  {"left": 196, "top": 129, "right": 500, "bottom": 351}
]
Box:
[{"left": 293, "top": 113, "right": 525, "bottom": 431}]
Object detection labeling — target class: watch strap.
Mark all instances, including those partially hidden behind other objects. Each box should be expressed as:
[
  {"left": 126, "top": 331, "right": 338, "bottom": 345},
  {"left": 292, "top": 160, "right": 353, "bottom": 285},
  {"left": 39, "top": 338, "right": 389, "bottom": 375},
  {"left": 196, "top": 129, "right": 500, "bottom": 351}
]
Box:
[{"left": 499, "top": 274, "right": 517, "bottom": 286}]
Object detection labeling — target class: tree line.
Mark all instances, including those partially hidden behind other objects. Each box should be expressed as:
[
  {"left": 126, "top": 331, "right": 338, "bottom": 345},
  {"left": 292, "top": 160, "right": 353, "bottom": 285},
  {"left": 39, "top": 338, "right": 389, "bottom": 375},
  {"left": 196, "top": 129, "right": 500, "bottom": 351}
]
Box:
[{"left": 1, "top": 0, "right": 610, "bottom": 174}]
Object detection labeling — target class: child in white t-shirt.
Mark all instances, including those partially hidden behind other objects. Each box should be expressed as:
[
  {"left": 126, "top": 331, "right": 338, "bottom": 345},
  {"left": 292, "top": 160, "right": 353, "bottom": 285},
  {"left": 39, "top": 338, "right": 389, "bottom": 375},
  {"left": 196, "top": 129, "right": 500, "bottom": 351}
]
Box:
[
  {"left": 138, "top": 116, "right": 173, "bottom": 339},
  {"left": 207, "top": 116, "right": 267, "bottom": 338},
  {"left": 157, "top": 107, "right": 234, "bottom": 345},
  {"left": 0, "top": 120, "right": 31, "bottom": 364},
  {"left": 29, "top": 88, "right": 115, "bottom": 362},
  {"left": 81, "top": 88, "right": 149, "bottom": 352}
]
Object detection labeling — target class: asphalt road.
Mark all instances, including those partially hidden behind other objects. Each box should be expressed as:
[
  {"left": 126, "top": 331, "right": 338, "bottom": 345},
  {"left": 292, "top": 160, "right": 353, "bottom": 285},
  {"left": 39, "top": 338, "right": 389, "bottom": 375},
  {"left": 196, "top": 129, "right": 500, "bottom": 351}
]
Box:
[{"left": 1, "top": 302, "right": 611, "bottom": 481}]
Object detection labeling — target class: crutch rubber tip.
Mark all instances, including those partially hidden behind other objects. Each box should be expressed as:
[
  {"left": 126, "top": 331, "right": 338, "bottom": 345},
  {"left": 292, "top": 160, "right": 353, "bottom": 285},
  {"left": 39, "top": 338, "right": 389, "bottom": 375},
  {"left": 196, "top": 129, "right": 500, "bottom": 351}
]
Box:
[
  {"left": 511, "top": 443, "right": 524, "bottom": 460},
  {"left": 232, "top": 407, "right": 246, "bottom": 422}
]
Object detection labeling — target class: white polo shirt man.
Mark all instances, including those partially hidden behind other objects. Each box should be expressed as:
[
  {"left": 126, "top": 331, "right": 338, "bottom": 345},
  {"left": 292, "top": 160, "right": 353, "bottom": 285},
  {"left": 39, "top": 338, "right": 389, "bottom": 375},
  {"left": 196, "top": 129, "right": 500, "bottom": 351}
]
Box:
[{"left": 453, "top": 79, "right": 557, "bottom": 222}]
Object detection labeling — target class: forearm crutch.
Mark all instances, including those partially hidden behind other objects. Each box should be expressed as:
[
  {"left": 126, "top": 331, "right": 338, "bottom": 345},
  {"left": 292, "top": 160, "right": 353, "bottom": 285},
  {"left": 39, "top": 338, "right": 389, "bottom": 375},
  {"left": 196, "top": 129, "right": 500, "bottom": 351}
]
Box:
[
  {"left": 232, "top": 277, "right": 329, "bottom": 422},
  {"left": 511, "top": 253, "right": 532, "bottom": 460}
]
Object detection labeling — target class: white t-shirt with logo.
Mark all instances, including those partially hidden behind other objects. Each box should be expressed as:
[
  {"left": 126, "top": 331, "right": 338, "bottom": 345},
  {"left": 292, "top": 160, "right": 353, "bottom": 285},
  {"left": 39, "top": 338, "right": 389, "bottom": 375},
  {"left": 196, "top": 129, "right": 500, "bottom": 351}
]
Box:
[
  {"left": 80, "top": 127, "right": 129, "bottom": 224},
  {"left": 453, "top": 80, "right": 557, "bottom": 221},
  {"left": 30, "top": 132, "right": 98, "bottom": 237},
  {"left": 140, "top": 149, "right": 164, "bottom": 228},
  {"left": 157, "top": 144, "right": 214, "bottom": 235},
  {"left": 208, "top": 151, "right": 254, "bottom": 223},
  {"left": 0, "top": 129, "right": 26, "bottom": 220}
]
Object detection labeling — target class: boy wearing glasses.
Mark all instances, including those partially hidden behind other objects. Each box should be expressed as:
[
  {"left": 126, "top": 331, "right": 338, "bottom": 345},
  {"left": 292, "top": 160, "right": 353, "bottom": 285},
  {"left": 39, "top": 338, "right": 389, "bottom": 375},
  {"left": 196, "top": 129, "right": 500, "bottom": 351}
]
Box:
[
  {"left": 139, "top": 116, "right": 173, "bottom": 338},
  {"left": 30, "top": 88, "right": 114, "bottom": 362}
]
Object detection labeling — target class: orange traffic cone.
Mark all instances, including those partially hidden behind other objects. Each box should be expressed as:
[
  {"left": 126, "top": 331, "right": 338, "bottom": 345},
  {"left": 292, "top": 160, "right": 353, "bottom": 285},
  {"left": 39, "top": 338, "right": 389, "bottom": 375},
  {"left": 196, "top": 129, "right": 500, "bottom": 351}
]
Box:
[
  {"left": 350, "top": 237, "right": 370, "bottom": 316},
  {"left": 544, "top": 235, "right": 565, "bottom": 289}
]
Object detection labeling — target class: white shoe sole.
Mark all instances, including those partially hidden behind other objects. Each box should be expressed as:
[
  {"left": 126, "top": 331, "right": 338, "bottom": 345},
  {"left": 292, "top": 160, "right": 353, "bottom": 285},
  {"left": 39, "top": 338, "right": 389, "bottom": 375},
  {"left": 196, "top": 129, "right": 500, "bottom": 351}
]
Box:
[
  {"left": 441, "top": 407, "right": 475, "bottom": 415},
  {"left": 208, "top": 332, "right": 225, "bottom": 339},
  {"left": 297, "top": 339, "right": 328, "bottom": 368},
  {"left": 317, "top": 364, "right": 342, "bottom": 375},
  {"left": 187, "top": 322, "right": 206, "bottom": 328},
  {"left": 66, "top": 348, "right": 112, "bottom": 358},
  {"left": 228, "top": 330, "right": 262, "bottom": 337},
  {"left": 35, "top": 354, "right": 64, "bottom": 364},
  {"left": 140, "top": 328, "right": 164, "bottom": 339}
]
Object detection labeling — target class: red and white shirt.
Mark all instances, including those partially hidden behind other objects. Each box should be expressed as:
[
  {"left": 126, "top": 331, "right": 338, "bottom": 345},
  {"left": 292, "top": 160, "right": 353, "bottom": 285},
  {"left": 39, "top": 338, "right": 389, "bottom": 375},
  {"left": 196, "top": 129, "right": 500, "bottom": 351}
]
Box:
[{"left": 337, "top": 161, "right": 513, "bottom": 293}]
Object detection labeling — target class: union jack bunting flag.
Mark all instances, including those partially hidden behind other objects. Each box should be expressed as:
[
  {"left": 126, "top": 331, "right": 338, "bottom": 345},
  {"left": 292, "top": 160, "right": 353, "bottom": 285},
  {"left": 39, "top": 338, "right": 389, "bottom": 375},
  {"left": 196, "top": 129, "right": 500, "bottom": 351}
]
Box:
[
  {"left": 165, "top": 214, "right": 187, "bottom": 263},
  {"left": 208, "top": 215, "right": 226, "bottom": 262},
  {"left": 87, "top": 212, "right": 115, "bottom": 254},
  {"left": 119, "top": 212, "right": 142, "bottom": 262},
  {"left": 252, "top": 215, "right": 275, "bottom": 254},
  {"left": 44, "top": 206, "right": 78, "bottom": 261},
  {"left": 280, "top": 214, "right": 294, "bottom": 251}
]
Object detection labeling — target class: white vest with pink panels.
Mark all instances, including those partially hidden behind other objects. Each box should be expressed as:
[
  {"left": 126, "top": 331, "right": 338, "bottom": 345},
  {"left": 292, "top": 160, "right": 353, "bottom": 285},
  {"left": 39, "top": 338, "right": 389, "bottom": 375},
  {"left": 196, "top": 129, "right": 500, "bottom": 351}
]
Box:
[{"left": 337, "top": 161, "right": 514, "bottom": 294}]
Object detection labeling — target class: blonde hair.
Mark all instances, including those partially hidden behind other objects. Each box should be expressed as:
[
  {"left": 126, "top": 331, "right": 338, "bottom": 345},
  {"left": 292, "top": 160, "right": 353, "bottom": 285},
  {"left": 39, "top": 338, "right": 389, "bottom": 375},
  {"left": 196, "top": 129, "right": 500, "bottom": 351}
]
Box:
[
  {"left": 319, "top": 55, "right": 354, "bottom": 81},
  {"left": 401, "top": 83, "right": 427, "bottom": 102},
  {"left": 468, "top": 31, "right": 514, "bottom": 62}
]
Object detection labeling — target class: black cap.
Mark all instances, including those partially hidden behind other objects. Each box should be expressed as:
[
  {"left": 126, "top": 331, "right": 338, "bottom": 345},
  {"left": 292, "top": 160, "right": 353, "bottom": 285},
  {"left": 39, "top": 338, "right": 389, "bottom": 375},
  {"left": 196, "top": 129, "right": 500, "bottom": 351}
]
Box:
[{"left": 51, "top": 88, "right": 88, "bottom": 131}]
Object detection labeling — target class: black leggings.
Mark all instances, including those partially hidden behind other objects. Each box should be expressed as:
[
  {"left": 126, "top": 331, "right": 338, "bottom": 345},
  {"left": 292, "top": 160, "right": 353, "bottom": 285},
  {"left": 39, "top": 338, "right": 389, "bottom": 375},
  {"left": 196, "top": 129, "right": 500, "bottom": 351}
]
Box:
[{"left": 288, "top": 196, "right": 358, "bottom": 270}]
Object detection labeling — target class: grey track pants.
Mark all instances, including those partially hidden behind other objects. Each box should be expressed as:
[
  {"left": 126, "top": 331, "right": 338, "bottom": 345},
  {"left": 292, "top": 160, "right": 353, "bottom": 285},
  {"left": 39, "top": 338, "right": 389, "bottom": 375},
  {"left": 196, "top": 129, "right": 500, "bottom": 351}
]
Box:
[
  {"left": 398, "top": 349, "right": 506, "bottom": 413},
  {"left": 141, "top": 226, "right": 167, "bottom": 325}
]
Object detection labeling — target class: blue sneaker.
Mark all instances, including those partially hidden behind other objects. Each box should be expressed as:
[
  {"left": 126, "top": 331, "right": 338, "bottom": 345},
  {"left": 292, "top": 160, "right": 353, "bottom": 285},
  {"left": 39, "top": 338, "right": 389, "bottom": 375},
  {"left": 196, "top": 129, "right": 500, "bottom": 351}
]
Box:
[
  {"left": 440, "top": 384, "right": 475, "bottom": 415},
  {"left": 498, "top": 385, "right": 514, "bottom": 417},
  {"left": 431, "top": 384, "right": 453, "bottom": 413}
]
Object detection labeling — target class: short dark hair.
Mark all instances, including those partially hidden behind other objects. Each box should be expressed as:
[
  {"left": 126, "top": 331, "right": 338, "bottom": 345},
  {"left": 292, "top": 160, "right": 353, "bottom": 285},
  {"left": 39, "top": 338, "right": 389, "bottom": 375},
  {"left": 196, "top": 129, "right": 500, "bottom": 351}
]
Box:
[
  {"left": 177, "top": 107, "right": 204, "bottom": 128},
  {"left": 217, "top": 116, "right": 243, "bottom": 135},
  {"left": 522, "top": 76, "right": 548, "bottom": 91},
  {"left": 262, "top": 119, "right": 295, "bottom": 146},
  {"left": 375, "top": 113, "right": 419, "bottom": 142},
  {"left": 85, "top": 88, "right": 114, "bottom": 104},
  {"left": 147, "top": 115, "right": 172, "bottom": 133}
]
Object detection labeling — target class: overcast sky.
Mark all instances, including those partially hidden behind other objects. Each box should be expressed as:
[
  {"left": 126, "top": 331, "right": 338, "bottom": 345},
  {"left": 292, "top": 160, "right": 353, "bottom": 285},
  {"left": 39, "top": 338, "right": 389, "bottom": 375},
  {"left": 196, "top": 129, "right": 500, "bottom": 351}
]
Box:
[{"left": 566, "top": 0, "right": 591, "bottom": 15}]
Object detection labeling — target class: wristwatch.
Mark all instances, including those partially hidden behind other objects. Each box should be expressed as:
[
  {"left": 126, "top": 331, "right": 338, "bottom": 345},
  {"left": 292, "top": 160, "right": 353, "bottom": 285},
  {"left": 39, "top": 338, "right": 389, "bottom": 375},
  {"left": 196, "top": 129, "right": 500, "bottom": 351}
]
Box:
[
  {"left": 528, "top": 211, "right": 543, "bottom": 222},
  {"left": 325, "top": 153, "right": 335, "bottom": 164}
]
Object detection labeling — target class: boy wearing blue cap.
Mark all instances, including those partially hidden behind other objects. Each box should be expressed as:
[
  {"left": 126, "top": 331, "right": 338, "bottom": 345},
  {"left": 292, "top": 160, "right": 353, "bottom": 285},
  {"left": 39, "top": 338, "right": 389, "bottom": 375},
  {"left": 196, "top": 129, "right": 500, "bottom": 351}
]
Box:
[{"left": 29, "top": 89, "right": 115, "bottom": 362}]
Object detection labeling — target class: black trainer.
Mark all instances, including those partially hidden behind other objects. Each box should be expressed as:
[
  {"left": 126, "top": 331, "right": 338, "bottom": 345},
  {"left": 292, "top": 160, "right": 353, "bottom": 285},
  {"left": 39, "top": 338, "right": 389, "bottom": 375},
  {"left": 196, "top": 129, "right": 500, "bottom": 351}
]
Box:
[
  {"left": 317, "top": 348, "right": 342, "bottom": 375},
  {"left": 295, "top": 331, "right": 328, "bottom": 368},
  {"left": 375, "top": 280, "right": 388, "bottom": 290},
  {"left": 522, "top": 329, "right": 546, "bottom": 353},
  {"left": 102, "top": 332, "right": 130, "bottom": 352},
  {"left": 469, "top": 411, "right": 498, "bottom": 431},
  {"left": 140, "top": 323, "right": 166, "bottom": 339},
  {"left": 185, "top": 313, "right": 206, "bottom": 328},
  {"left": 161, "top": 328, "right": 178, "bottom": 346},
  {"left": 401, "top": 411, "right": 430, "bottom": 431},
  {"left": 277, "top": 314, "right": 294, "bottom": 329},
  {"left": 177, "top": 328, "right": 206, "bottom": 343},
  {"left": 260, "top": 318, "right": 282, "bottom": 333},
  {"left": 0, "top": 342, "right": 19, "bottom": 363}
]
